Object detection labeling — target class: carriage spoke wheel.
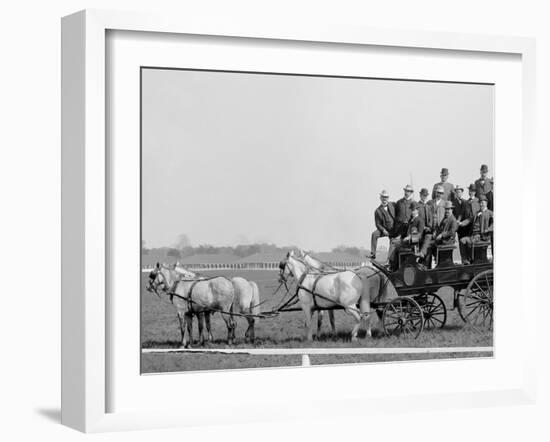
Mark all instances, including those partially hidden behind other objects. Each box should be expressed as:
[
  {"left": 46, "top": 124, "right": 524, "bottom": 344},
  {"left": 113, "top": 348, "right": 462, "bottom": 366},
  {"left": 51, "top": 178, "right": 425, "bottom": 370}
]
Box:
[
  {"left": 417, "top": 293, "right": 447, "bottom": 329},
  {"left": 458, "top": 269, "right": 493, "bottom": 329},
  {"left": 382, "top": 297, "right": 424, "bottom": 339}
]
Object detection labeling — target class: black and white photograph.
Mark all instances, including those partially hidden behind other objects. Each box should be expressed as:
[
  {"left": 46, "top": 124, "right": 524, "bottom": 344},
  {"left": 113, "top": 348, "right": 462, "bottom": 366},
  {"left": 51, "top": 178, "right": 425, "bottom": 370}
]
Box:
[
  {"left": 4, "top": 0, "right": 548, "bottom": 439},
  {"left": 141, "top": 68, "right": 494, "bottom": 373}
]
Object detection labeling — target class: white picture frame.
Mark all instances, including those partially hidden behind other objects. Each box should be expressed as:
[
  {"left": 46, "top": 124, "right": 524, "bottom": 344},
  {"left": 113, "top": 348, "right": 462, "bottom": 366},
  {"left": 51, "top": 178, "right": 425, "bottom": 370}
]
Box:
[{"left": 61, "top": 9, "right": 537, "bottom": 433}]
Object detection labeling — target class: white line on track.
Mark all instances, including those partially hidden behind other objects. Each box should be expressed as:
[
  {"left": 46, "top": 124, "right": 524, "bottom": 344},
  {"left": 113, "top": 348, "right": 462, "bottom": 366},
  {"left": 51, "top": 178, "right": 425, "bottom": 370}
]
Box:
[{"left": 142, "top": 346, "right": 493, "bottom": 355}]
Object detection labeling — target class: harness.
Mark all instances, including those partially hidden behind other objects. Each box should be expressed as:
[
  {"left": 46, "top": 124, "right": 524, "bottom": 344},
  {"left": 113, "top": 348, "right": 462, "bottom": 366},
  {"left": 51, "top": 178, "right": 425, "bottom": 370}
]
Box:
[
  {"left": 169, "top": 276, "right": 219, "bottom": 313},
  {"left": 295, "top": 271, "right": 328, "bottom": 309}
]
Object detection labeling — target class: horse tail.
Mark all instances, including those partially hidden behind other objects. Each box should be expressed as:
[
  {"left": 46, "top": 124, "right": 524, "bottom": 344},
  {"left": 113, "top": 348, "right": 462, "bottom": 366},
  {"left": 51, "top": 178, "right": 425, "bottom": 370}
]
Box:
[{"left": 250, "top": 281, "right": 261, "bottom": 319}]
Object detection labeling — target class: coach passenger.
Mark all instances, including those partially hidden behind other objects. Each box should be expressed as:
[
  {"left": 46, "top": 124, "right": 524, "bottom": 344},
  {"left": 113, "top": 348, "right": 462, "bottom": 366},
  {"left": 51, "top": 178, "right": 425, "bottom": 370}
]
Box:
[
  {"left": 418, "top": 185, "right": 445, "bottom": 266},
  {"left": 388, "top": 201, "right": 424, "bottom": 270},
  {"left": 431, "top": 167, "right": 454, "bottom": 201},
  {"left": 394, "top": 184, "right": 415, "bottom": 238},
  {"left": 475, "top": 164, "right": 493, "bottom": 201},
  {"left": 453, "top": 185, "right": 473, "bottom": 264},
  {"left": 370, "top": 190, "right": 395, "bottom": 260},
  {"left": 460, "top": 195, "right": 493, "bottom": 264}
]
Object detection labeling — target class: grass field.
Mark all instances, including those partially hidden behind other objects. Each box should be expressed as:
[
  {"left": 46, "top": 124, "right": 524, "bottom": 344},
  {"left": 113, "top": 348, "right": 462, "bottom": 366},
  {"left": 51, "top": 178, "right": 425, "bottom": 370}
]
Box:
[{"left": 141, "top": 270, "right": 493, "bottom": 373}]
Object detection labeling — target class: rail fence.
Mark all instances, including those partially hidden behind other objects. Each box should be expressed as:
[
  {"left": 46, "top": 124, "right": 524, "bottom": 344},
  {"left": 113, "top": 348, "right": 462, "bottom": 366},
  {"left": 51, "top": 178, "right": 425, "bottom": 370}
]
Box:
[{"left": 141, "top": 261, "right": 365, "bottom": 272}]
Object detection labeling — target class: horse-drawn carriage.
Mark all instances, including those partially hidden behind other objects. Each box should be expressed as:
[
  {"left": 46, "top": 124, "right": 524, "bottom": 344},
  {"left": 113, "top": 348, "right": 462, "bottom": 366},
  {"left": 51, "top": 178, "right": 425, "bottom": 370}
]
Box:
[
  {"left": 369, "top": 240, "right": 493, "bottom": 338},
  {"left": 147, "top": 240, "right": 493, "bottom": 345}
]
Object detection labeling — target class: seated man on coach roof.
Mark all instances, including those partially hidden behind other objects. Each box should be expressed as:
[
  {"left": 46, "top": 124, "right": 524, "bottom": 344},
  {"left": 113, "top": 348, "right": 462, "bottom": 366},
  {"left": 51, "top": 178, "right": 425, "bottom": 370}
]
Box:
[
  {"left": 388, "top": 201, "right": 424, "bottom": 271},
  {"left": 420, "top": 200, "right": 457, "bottom": 267},
  {"left": 370, "top": 189, "right": 395, "bottom": 260},
  {"left": 459, "top": 195, "right": 493, "bottom": 264},
  {"left": 434, "top": 201, "right": 458, "bottom": 245}
]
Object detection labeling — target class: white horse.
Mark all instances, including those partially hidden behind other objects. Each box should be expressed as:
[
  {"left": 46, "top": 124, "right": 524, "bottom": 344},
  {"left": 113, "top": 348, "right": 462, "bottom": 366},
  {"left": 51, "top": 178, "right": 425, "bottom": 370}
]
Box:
[
  {"left": 146, "top": 263, "right": 235, "bottom": 347},
  {"left": 171, "top": 263, "right": 214, "bottom": 343},
  {"left": 297, "top": 249, "right": 395, "bottom": 337},
  {"left": 296, "top": 250, "right": 336, "bottom": 336},
  {"left": 280, "top": 250, "right": 373, "bottom": 341},
  {"left": 231, "top": 277, "right": 261, "bottom": 342},
  {"left": 173, "top": 263, "right": 261, "bottom": 343}
]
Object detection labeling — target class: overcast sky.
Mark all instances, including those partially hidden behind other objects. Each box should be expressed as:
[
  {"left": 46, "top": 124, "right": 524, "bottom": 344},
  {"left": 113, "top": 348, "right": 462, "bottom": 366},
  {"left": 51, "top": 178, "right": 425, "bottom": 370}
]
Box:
[{"left": 142, "top": 68, "right": 494, "bottom": 251}]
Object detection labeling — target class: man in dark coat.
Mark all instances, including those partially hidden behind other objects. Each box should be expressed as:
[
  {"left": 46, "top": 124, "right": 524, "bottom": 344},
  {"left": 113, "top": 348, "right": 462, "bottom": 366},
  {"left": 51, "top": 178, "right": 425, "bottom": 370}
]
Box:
[
  {"left": 417, "top": 188, "right": 433, "bottom": 263},
  {"left": 431, "top": 167, "right": 454, "bottom": 201},
  {"left": 421, "top": 200, "right": 458, "bottom": 267},
  {"left": 418, "top": 185, "right": 445, "bottom": 266},
  {"left": 388, "top": 201, "right": 424, "bottom": 270},
  {"left": 393, "top": 184, "right": 415, "bottom": 239},
  {"left": 451, "top": 185, "right": 468, "bottom": 220},
  {"left": 466, "top": 183, "right": 480, "bottom": 215},
  {"left": 474, "top": 164, "right": 493, "bottom": 200},
  {"left": 435, "top": 201, "right": 459, "bottom": 245},
  {"left": 460, "top": 195, "right": 494, "bottom": 263},
  {"left": 453, "top": 185, "right": 472, "bottom": 263},
  {"left": 370, "top": 189, "right": 395, "bottom": 259},
  {"left": 486, "top": 178, "right": 494, "bottom": 211},
  {"left": 417, "top": 188, "right": 433, "bottom": 230}
]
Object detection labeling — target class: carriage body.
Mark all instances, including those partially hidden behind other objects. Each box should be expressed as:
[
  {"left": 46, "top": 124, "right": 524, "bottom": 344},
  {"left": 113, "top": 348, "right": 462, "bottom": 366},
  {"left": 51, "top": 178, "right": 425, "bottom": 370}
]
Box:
[
  {"left": 369, "top": 241, "right": 494, "bottom": 336},
  {"left": 385, "top": 245, "right": 492, "bottom": 297}
]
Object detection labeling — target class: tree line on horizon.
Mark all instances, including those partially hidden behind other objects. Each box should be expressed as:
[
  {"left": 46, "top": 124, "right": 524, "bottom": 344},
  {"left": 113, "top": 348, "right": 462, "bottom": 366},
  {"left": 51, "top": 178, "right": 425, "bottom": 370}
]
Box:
[{"left": 141, "top": 235, "right": 373, "bottom": 259}]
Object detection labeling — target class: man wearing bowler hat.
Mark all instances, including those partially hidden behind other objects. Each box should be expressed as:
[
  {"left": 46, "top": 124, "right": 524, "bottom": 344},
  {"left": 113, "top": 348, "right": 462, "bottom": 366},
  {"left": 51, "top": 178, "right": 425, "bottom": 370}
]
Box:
[
  {"left": 370, "top": 190, "right": 395, "bottom": 260},
  {"left": 417, "top": 188, "right": 433, "bottom": 261},
  {"left": 466, "top": 183, "right": 480, "bottom": 216},
  {"left": 475, "top": 164, "right": 493, "bottom": 200},
  {"left": 431, "top": 167, "right": 455, "bottom": 201}
]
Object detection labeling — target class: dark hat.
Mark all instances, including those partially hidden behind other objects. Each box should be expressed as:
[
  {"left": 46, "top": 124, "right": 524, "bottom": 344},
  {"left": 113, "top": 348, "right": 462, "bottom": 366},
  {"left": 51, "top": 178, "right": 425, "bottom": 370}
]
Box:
[
  {"left": 455, "top": 184, "right": 464, "bottom": 191},
  {"left": 440, "top": 168, "right": 449, "bottom": 176},
  {"left": 479, "top": 195, "right": 488, "bottom": 202},
  {"left": 468, "top": 183, "right": 476, "bottom": 192},
  {"left": 420, "top": 188, "right": 429, "bottom": 196},
  {"left": 444, "top": 201, "right": 454, "bottom": 209},
  {"left": 480, "top": 164, "right": 489, "bottom": 173},
  {"left": 410, "top": 201, "right": 420, "bottom": 210}
]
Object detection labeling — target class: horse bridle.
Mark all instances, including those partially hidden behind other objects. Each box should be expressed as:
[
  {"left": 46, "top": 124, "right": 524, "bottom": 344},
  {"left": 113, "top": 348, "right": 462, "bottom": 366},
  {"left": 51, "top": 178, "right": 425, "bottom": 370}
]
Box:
[{"left": 146, "top": 268, "right": 173, "bottom": 298}]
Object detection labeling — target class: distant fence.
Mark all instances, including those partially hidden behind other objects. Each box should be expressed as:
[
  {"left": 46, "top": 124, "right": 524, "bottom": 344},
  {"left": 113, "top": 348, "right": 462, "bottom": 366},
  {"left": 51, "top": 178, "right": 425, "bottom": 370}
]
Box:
[{"left": 141, "top": 261, "right": 365, "bottom": 272}]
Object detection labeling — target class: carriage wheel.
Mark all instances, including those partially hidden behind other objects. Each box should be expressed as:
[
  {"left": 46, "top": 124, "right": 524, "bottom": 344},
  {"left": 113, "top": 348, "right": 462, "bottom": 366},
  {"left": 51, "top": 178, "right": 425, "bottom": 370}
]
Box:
[
  {"left": 417, "top": 293, "right": 447, "bottom": 329},
  {"left": 458, "top": 269, "right": 493, "bottom": 329},
  {"left": 382, "top": 297, "right": 424, "bottom": 339}
]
